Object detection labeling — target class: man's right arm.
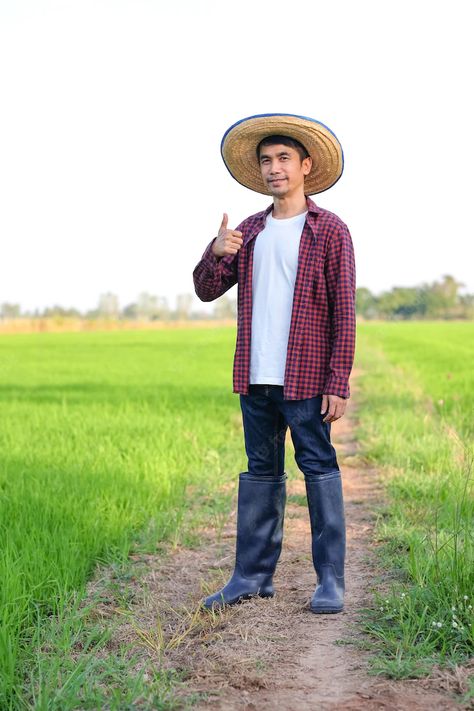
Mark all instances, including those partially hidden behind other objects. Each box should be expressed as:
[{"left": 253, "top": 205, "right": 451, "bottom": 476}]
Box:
[
  {"left": 193, "top": 214, "right": 243, "bottom": 302},
  {"left": 192, "top": 239, "right": 239, "bottom": 302}
]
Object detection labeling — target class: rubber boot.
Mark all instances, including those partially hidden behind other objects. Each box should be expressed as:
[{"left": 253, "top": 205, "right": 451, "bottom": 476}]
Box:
[
  {"left": 202, "top": 471, "right": 287, "bottom": 610},
  {"left": 305, "top": 471, "right": 346, "bottom": 614}
]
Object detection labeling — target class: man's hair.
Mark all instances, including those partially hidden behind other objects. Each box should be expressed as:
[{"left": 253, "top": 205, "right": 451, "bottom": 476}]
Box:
[{"left": 256, "top": 135, "right": 310, "bottom": 163}]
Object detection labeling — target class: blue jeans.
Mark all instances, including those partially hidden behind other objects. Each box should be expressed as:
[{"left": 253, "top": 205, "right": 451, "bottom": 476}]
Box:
[{"left": 239, "top": 384, "right": 340, "bottom": 478}]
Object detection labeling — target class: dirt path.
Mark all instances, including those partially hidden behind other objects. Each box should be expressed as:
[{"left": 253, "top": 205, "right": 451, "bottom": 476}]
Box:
[{"left": 88, "top": 369, "right": 471, "bottom": 709}]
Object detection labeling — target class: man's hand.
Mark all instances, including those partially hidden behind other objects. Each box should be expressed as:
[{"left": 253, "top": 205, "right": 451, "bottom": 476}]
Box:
[
  {"left": 321, "top": 393, "right": 347, "bottom": 423},
  {"left": 211, "top": 213, "right": 244, "bottom": 258}
]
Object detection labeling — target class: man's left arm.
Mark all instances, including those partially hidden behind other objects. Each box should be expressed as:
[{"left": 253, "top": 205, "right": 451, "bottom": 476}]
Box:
[{"left": 322, "top": 220, "right": 356, "bottom": 419}]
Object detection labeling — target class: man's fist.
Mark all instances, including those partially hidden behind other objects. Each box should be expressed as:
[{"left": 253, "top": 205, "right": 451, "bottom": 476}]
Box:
[
  {"left": 211, "top": 213, "right": 244, "bottom": 258},
  {"left": 321, "top": 393, "right": 347, "bottom": 423}
]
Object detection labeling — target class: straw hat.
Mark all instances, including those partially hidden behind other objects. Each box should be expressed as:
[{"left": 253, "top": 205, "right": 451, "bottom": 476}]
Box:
[{"left": 220, "top": 113, "right": 344, "bottom": 195}]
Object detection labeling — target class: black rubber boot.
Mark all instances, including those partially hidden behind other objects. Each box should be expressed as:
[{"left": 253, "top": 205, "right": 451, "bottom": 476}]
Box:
[
  {"left": 305, "top": 471, "right": 346, "bottom": 614},
  {"left": 202, "top": 471, "right": 287, "bottom": 610}
]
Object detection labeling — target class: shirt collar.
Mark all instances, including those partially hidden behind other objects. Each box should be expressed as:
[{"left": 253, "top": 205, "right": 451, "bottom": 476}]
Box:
[
  {"left": 263, "top": 195, "right": 323, "bottom": 219},
  {"left": 244, "top": 195, "right": 323, "bottom": 245}
]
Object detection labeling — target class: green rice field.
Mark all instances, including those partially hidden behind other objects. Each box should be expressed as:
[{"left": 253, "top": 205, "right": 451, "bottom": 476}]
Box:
[
  {"left": 354, "top": 322, "right": 473, "bottom": 681},
  {"left": 0, "top": 322, "right": 473, "bottom": 707}
]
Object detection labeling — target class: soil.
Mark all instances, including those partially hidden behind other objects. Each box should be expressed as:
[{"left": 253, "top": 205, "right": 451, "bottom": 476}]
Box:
[{"left": 84, "top": 368, "right": 473, "bottom": 709}]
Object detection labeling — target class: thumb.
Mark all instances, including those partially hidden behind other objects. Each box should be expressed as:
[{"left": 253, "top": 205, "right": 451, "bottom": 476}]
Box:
[
  {"left": 321, "top": 394, "right": 328, "bottom": 414},
  {"left": 219, "top": 212, "right": 228, "bottom": 232}
]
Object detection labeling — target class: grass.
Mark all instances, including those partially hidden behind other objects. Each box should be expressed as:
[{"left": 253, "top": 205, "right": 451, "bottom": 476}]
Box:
[
  {"left": 0, "top": 327, "right": 245, "bottom": 709},
  {"left": 354, "top": 321, "right": 474, "bottom": 681},
  {"left": 1, "top": 321, "right": 473, "bottom": 706}
]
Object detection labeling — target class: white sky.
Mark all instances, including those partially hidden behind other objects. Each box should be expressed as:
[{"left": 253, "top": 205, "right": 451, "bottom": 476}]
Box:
[{"left": 1, "top": 0, "right": 473, "bottom": 314}]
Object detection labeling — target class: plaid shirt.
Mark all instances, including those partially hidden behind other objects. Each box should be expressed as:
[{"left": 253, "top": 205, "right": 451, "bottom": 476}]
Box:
[{"left": 193, "top": 196, "right": 356, "bottom": 400}]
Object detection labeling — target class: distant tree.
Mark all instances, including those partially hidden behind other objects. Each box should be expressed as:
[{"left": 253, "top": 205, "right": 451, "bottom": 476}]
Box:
[
  {"left": 137, "top": 292, "right": 157, "bottom": 320},
  {"left": 122, "top": 302, "right": 138, "bottom": 319},
  {"left": 457, "top": 293, "right": 474, "bottom": 320},
  {"left": 135, "top": 293, "right": 170, "bottom": 321},
  {"left": 152, "top": 296, "right": 170, "bottom": 320},
  {"left": 42, "top": 305, "right": 82, "bottom": 318},
  {"left": 175, "top": 293, "right": 193, "bottom": 320},
  {"left": 355, "top": 288, "right": 378, "bottom": 319},
  {"left": 378, "top": 286, "right": 420, "bottom": 319},
  {"left": 356, "top": 274, "right": 471, "bottom": 320},
  {"left": 1, "top": 303, "right": 21, "bottom": 318},
  {"left": 121, "top": 294, "right": 170, "bottom": 321},
  {"left": 98, "top": 292, "right": 119, "bottom": 319},
  {"left": 421, "top": 274, "right": 464, "bottom": 318}
]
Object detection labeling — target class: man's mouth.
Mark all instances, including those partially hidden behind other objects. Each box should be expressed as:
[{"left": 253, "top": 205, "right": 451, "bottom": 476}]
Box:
[{"left": 268, "top": 177, "right": 286, "bottom": 184}]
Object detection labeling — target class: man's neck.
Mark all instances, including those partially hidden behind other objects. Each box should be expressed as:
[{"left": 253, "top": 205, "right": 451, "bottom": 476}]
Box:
[{"left": 271, "top": 193, "right": 308, "bottom": 219}]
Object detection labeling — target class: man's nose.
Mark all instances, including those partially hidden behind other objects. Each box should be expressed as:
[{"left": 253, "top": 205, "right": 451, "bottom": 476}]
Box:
[{"left": 269, "top": 160, "right": 282, "bottom": 174}]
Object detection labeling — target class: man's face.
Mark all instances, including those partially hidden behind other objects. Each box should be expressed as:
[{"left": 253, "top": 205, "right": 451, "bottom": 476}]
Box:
[{"left": 258, "top": 143, "right": 312, "bottom": 198}]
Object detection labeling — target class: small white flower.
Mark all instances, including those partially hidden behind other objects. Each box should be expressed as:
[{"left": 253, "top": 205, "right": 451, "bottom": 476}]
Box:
[
  {"left": 469, "top": 605, "right": 473, "bottom": 610},
  {"left": 385, "top": 599, "right": 389, "bottom": 604},
  {"left": 463, "top": 595, "right": 469, "bottom": 601},
  {"left": 380, "top": 606, "right": 384, "bottom": 612},
  {"left": 401, "top": 593, "right": 406, "bottom": 599},
  {"left": 452, "top": 621, "right": 458, "bottom": 628},
  {"left": 436, "top": 622, "right": 443, "bottom": 628},
  {"left": 432, "top": 621, "right": 437, "bottom": 627},
  {"left": 451, "top": 606, "right": 456, "bottom": 612}
]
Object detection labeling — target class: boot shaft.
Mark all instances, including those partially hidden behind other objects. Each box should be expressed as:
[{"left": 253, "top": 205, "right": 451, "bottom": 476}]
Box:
[
  {"left": 235, "top": 471, "right": 287, "bottom": 578},
  {"left": 305, "top": 471, "right": 346, "bottom": 579}
]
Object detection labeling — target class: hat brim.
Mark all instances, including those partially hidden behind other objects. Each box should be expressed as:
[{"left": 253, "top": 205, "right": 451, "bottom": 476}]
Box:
[{"left": 221, "top": 113, "right": 344, "bottom": 196}]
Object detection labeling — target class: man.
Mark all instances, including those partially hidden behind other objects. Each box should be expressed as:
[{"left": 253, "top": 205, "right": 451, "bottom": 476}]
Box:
[{"left": 193, "top": 113, "right": 356, "bottom": 614}]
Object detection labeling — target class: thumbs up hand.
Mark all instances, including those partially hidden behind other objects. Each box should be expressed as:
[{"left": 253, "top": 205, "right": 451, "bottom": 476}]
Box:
[{"left": 211, "top": 213, "right": 243, "bottom": 258}]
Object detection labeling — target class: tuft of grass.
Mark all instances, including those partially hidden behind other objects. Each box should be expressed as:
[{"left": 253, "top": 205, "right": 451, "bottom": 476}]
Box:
[{"left": 287, "top": 493, "right": 308, "bottom": 507}]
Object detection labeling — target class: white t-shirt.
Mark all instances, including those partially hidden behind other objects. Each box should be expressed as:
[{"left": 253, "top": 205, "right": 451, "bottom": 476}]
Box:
[{"left": 249, "top": 210, "right": 308, "bottom": 385}]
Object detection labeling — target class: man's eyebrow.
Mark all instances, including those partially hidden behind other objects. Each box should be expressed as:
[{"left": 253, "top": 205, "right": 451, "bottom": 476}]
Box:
[{"left": 259, "top": 150, "right": 292, "bottom": 160}]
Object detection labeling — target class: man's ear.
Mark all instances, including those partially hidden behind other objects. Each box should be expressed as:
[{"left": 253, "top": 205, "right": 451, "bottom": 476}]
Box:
[{"left": 302, "top": 155, "right": 312, "bottom": 176}]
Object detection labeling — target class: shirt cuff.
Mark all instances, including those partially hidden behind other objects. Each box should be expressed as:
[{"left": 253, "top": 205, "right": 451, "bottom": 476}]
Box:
[
  {"left": 201, "top": 238, "right": 222, "bottom": 268},
  {"left": 323, "top": 375, "right": 350, "bottom": 399}
]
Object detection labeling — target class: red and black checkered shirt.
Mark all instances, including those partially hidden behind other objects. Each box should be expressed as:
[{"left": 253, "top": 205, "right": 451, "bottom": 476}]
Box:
[{"left": 193, "top": 196, "right": 356, "bottom": 400}]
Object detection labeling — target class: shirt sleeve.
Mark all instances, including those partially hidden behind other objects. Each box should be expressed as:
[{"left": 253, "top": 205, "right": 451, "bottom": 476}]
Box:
[
  {"left": 192, "top": 225, "right": 242, "bottom": 302},
  {"left": 323, "top": 221, "right": 356, "bottom": 398}
]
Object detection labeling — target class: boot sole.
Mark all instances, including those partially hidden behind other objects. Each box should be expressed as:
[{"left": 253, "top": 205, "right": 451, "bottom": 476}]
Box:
[
  {"left": 203, "top": 591, "right": 274, "bottom": 610},
  {"left": 310, "top": 605, "right": 343, "bottom": 614}
]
